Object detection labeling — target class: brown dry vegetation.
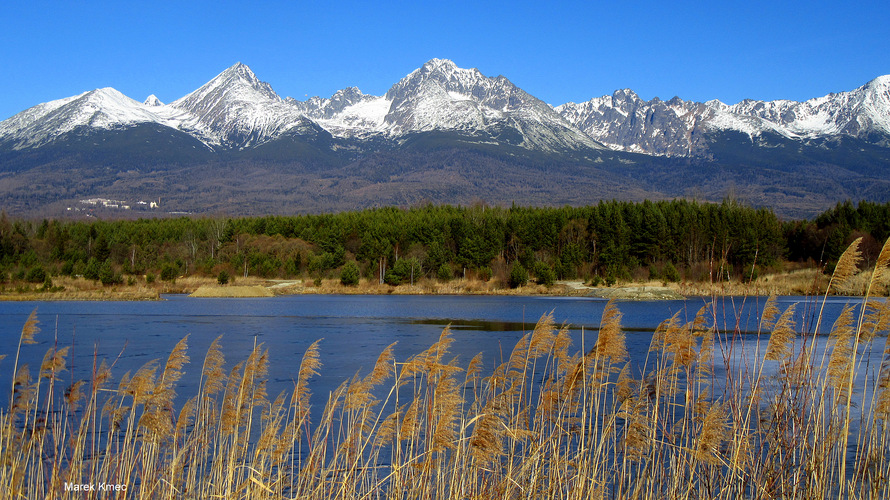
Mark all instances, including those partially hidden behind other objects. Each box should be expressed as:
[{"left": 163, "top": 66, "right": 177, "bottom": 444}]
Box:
[
  {"left": 2, "top": 237, "right": 890, "bottom": 498},
  {"left": 275, "top": 277, "right": 557, "bottom": 296},
  {"left": 0, "top": 275, "right": 161, "bottom": 301},
  {"left": 671, "top": 267, "right": 888, "bottom": 298},
  {"left": 5, "top": 264, "right": 885, "bottom": 302}
]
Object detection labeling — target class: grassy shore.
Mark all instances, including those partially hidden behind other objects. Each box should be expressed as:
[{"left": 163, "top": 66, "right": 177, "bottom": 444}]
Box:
[
  {"left": 0, "top": 264, "right": 886, "bottom": 301},
  {"left": 1, "top": 237, "right": 888, "bottom": 498}
]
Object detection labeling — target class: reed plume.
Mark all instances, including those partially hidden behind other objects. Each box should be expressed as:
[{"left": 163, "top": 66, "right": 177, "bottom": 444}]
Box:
[
  {"left": 831, "top": 236, "right": 863, "bottom": 292},
  {"left": 291, "top": 339, "right": 322, "bottom": 429},
  {"left": 873, "top": 236, "right": 890, "bottom": 283},
  {"left": 827, "top": 304, "right": 856, "bottom": 404},
  {"left": 20, "top": 309, "right": 39, "bottom": 345},
  {"left": 861, "top": 298, "right": 890, "bottom": 343},
  {"left": 39, "top": 346, "right": 68, "bottom": 380},
  {"left": 876, "top": 333, "right": 890, "bottom": 419},
  {"left": 5, "top": 302, "right": 890, "bottom": 498},
  {"left": 765, "top": 303, "right": 798, "bottom": 362},
  {"left": 200, "top": 335, "right": 226, "bottom": 397},
  {"left": 694, "top": 402, "right": 728, "bottom": 465},
  {"left": 595, "top": 299, "right": 626, "bottom": 362},
  {"left": 160, "top": 335, "right": 190, "bottom": 387},
  {"left": 466, "top": 352, "right": 484, "bottom": 384},
  {"left": 759, "top": 295, "right": 780, "bottom": 332},
  {"left": 63, "top": 380, "right": 86, "bottom": 413},
  {"left": 529, "top": 311, "right": 557, "bottom": 358}
]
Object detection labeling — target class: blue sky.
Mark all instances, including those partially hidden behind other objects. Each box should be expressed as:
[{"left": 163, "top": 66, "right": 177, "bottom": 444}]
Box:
[{"left": 1, "top": 0, "right": 888, "bottom": 120}]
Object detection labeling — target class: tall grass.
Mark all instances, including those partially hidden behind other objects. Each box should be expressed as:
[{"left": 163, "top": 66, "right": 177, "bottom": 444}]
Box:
[{"left": 2, "top": 237, "right": 889, "bottom": 499}]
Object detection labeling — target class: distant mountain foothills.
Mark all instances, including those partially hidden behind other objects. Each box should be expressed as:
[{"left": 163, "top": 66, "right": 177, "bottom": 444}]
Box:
[{"left": 1, "top": 59, "right": 889, "bottom": 218}]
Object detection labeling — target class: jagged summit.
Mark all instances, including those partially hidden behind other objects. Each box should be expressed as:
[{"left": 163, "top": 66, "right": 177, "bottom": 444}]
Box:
[
  {"left": 144, "top": 94, "right": 163, "bottom": 106},
  {"left": 1, "top": 61, "right": 890, "bottom": 218},
  {"left": 557, "top": 74, "right": 890, "bottom": 156},
  {"left": 1, "top": 61, "right": 888, "bottom": 157},
  {"left": 378, "top": 58, "right": 602, "bottom": 151},
  {"left": 172, "top": 62, "right": 279, "bottom": 109},
  {"left": 227, "top": 61, "right": 256, "bottom": 77},
  {"left": 423, "top": 57, "right": 458, "bottom": 68},
  {"left": 166, "top": 62, "right": 303, "bottom": 148}
]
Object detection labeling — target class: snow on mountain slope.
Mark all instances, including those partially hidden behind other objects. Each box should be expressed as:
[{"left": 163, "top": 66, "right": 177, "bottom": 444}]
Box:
[
  {"left": 293, "top": 87, "right": 390, "bottom": 138},
  {"left": 0, "top": 63, "right": 331, "bottom": 151},
  {"left": 718, "top": 74, "right": 890, "bottom": 140},
  {"left": 169, "top": 62, "right": 313, "bottom": 149},
  {"left": 318, "top": 96, "right": 391, "bottom": 136},
  {"left": 1, "top": 60, "right": 887, "bottom": 158},
  {"left": 0, "top": 88, "right": 191, "bottom": 150},
  {"left": 144, "top": 94, "right": 164, "bottom": 107},
  {"left": 285, "top": 58, "right": 603, "bottom": 151},
  {"left": 557, "top": 90, "right": 724, "bottom": 156},
  {"left": 559, "top": 74, "right": 890, "bottom": 156},
  {"left": 380, "top": 58, "right": 603, "bottom": 151}
]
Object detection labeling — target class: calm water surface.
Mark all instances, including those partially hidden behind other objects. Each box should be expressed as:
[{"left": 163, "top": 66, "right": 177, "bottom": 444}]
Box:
[{"left": 0, "top": 294, "right": 879, "bottom": 412}]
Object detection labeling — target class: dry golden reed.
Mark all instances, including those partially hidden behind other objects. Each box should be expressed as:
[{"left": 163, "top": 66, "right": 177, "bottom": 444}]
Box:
[
  {"left": 1, "top": 238, "right": 889, "bottom": 500},
  {"left": 595, "top": 299, "right": 627, "bottom": 362},
  {"left": 765, "top": 303, "right": 798, "bottom": 362},
  {"left": 831, "top": 236, "right": 863, "bottom": 292}
]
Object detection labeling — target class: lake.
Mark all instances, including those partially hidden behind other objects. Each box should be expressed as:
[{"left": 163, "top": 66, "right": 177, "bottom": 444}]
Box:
[{"left": 1, "top": 293, "right": 879, "bottom": 416}]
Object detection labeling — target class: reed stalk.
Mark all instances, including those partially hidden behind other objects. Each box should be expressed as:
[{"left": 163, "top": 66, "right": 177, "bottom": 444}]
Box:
[{"left": 1, "top": 237, "right": 889, "bottom": 498}]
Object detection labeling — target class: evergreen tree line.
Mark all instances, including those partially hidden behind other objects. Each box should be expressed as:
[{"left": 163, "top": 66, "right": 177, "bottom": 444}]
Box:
[{"left": 1, "top": 199, "right": 887, "bottom": 287}]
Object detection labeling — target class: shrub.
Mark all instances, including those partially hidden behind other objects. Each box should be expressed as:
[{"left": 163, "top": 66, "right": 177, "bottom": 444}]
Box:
[
  {"left": 217, "top": 270, "right": 230, "bottom": 285},
  {"left": 554, "top": 258, "right": 570, "bottom": 280},
  {"left": 340, "top": 261, "right": 360, "bottom": 286},
  {"left": 84, "top": 258, "right": 101, "bottom": 281},
  {"left": 437, "top": 263, "right": 453, "bottom": 282},
  {"left": 663, "top": 262, "right": 681, "bottom": 282},
  {"left": 160, "top": 263, "right": 178, "bottom": 282},
  {"left": 477, "top": 266, "right": 492, "bottom": 282},
  {"left": 384, "top": 258, "right": 421, "bottom": 286},
  {"left": 25, "top": 266, "right": 47, "bottom": 284},
  {"left": 383, "top": 271, "right": 402, "bottom": 286},
  {"left": 98, "top": 261, "right": 122, "bottom": 286},
  {"left": 648, "top": 266, "right": 661, "bottom": 280},
  {"left": 508, "top": 262, "right": 528, "bottom": 288},
  {"left": 534, "top": 262, "right": 556, "bottom": 286}
]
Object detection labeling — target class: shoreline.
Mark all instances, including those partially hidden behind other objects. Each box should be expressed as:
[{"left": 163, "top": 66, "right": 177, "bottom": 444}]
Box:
[{"left": 1, "top": 267, "right": 883, "bottom": 301}]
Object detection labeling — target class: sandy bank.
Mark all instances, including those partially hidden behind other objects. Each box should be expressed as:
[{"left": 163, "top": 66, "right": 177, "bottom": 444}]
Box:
[
  {"left": 586, "top": 286, "right": 685, "bottom": 300},
  {"left": 189, "top": 285, "right": 274, "bottom": 298}
]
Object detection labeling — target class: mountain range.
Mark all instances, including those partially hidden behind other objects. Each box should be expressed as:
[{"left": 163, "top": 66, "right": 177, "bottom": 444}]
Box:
[{"left": 1, "top": 59, "right": 889, "bottom": 218}]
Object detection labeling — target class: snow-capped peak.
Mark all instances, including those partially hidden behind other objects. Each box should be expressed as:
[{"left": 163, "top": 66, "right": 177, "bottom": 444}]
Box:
[
  {"left": 144, "top": 94, "right": 163, "bottom": 106},
  {"left": 379, "top": 58, "right": 602, "bottom": 151},
  {"left": 2, "top": 61, "right": 888, "bottom": 158},
  {"left": 173, "top": 62, "right": 280, "bottom": 109},
  {"left": 557, "top": 74, "right": 890, "bottom": 155},
  {"left": 168, "top": 62, "right": 306, "bottom": 148},
  {"left": 422, "top": 58, "right": 457, "bottom": 68},
  {"left": 716, "top": 75, "right": 890, "bottom": 139},
  {"left": 0, "top": 87, "right": 184, "bottom": 149},
  {"left": 865, "top": 74, "right": 890, "bottom": 91}
]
